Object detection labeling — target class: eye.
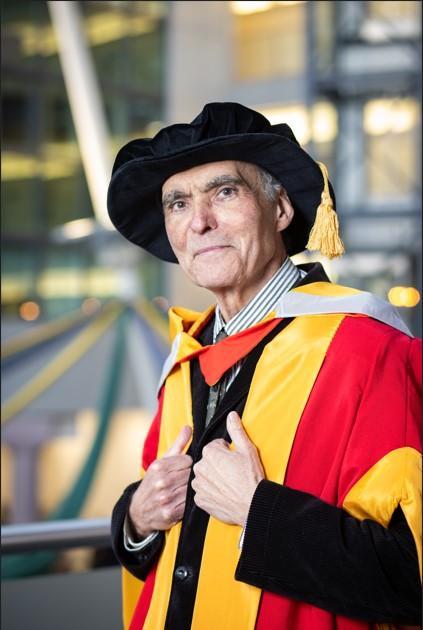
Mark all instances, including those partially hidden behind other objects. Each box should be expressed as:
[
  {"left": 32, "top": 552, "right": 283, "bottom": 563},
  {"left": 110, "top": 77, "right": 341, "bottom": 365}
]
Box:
[
  {"left": 169, "top": 200, "right": 186, "bottom": 212},
  {"left": 218, "top": 186, "right": 237, "bottom": 198}
]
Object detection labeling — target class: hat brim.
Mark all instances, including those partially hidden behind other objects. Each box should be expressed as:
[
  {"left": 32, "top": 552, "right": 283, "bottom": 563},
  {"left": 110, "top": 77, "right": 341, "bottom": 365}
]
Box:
[{"left": 107, "top": 133, "right": 328, "bottom": 262}]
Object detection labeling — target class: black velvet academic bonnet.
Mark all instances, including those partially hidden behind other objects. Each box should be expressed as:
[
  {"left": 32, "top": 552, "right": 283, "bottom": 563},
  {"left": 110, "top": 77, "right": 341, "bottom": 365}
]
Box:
[{"left": 107, "top": 102, "right": 342, "bottom": 262}]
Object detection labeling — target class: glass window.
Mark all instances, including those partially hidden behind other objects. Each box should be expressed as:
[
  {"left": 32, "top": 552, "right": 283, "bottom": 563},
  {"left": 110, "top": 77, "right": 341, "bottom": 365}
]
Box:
[
  {"left": 314, "top": 1, "right": 335, "bottom": 72},
  {"left": 2, "top": 93, "right": 28, "bottom": 144},
  {"left": 2, "top": 0, "right": 166, "bottom": 311},
  {"left": 363, "top": 98, "right": 419, "bottom": 199},
  {"left": 1, "top": 179, "right": 40, "bottom": 235},
  {"left": 45, "top": 173, "right": 92, "bottom": 228},
  {"left": 230, "top": 1, "right": 307, "bottom": 81},
  {"left": 1, "top": 3, "right": 167, "bottom": 581},
  {"left": 255, "top": 100, "right": 337, "bottom": 169},
  {"left": 366, "top": 0, "right": 420, "bottom": 22},
  {"left": 362, "top": 1, "right": 421, "bottom": 40},
  {"left": 253, "top": 101, "right": 337, "bottom": 192},
  {"left": 80, "top": 1, "right": 166, "bottom": 102},
  {"left": 45, "top": 97, "right": 75, "bottom": 143}
]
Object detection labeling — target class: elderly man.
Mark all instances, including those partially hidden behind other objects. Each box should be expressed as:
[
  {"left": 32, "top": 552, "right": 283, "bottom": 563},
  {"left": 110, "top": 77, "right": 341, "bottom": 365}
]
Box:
[{"left": 108, "top": 103, "right": 421, "bottom": 630}]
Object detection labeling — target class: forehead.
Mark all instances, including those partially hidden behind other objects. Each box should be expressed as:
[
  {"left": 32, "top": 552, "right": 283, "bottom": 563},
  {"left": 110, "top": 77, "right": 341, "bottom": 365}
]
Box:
[{"left": 162, "top": 160, "right": 257, "bottom": 192}]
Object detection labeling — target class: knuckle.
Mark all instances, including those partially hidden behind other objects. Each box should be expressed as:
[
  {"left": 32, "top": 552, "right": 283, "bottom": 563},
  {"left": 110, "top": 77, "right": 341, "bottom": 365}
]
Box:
[
  {"left": 193, "top": 493, "right": 203, "bottom": 509},
  {"left": 202, "top": 443, "right": 211, "bottom": 456},
  {"left": 168, "top": 506, "right": 179, "bottom": 523},
  {"left": 154, "top": 477, "right": 165, "bottom": 491},
  {"left": 161, "top": 507, "right": 171, "bottom": 522},
  {"left": 175, "top": 506, "right": 185, "bottom": 521},
  {"left": 149, "top": 460, "right": 160, "bottom": 473},
  {"left": 158, "top": 492, "right": 168, "bottom": 506},
  {"left": 171, "top": 506, "right": 180, "bottom": 521}
]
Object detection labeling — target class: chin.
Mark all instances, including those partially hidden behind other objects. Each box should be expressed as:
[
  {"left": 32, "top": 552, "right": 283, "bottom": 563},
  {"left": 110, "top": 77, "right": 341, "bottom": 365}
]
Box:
[
  {"left": 186, "top": 255, "right": 240, "bottom": 290},
  {"left": 189, "top": 268, "right": 239, "bottom": 292}
]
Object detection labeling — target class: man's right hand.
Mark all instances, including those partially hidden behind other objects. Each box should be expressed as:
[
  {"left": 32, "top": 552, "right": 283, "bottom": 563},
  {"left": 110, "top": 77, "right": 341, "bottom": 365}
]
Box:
[{"left": 128, "top": 425, "right": 193, "bottom": 539}]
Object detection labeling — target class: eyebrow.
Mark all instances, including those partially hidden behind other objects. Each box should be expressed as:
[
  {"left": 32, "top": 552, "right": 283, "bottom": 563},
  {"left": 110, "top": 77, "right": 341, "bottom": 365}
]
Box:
[
  {"left": 162, "top": 189, "right": 188, "bottom": 209},
  {"left": 202, "top": 174, "right": 244, "bottom": 193},
  {"left": 162, "top": 175, "right": 245, "bottom": 209}
]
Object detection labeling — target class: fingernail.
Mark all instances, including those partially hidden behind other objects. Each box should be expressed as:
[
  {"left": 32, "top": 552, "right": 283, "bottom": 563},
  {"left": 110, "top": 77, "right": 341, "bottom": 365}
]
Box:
[{"left": 228, "top": 412, "right": 238, "bottom": 423}]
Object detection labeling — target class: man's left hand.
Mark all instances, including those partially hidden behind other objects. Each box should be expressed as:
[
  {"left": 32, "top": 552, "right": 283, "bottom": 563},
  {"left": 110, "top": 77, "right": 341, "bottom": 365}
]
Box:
[{"left": 191, "top": 411, "right": 265, "bottom": 526}]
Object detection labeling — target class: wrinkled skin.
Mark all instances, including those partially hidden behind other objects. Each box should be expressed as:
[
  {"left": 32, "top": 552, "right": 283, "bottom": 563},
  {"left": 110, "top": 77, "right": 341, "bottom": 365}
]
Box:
[
  {"left": 162, "top": 160, "right": 294, "bottom": 321},
  {"left": 191, "top": 412, "right": 265, "bottom": 526},
  {"left": 128, "top": 426, "right": 192, "bottom": 538}
]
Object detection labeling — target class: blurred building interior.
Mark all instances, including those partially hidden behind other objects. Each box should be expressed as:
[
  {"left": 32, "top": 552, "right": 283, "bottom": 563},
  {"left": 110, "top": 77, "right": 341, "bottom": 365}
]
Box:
[{"left": 1, "top": 0, "right": 422, "bottom": 600}]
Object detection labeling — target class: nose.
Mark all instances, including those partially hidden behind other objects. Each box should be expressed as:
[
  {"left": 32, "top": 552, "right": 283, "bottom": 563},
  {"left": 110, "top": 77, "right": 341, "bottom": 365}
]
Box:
[{"left": 189, "top": 198, "right": 217, "bottom": 234}]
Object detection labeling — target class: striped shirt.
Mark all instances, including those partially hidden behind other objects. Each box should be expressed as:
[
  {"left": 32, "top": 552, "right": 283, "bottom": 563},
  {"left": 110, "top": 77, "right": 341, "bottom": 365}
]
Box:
[{"left": 212, "top": 257, "right": 305, "bottom": 393}]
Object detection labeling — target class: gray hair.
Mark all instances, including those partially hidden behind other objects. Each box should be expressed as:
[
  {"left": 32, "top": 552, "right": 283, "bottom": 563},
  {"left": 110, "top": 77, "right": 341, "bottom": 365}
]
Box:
[{"left": 256, "top": 166, "right": 284, "bottom": 202}]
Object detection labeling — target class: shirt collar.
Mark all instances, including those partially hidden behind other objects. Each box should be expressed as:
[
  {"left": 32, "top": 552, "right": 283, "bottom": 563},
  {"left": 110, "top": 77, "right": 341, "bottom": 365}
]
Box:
[{"left": 213, "top": 257, "right": 304, "bottom": 341}]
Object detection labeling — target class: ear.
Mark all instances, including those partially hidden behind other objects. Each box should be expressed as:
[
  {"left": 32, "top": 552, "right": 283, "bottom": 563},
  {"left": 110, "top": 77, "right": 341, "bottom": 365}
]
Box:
[{"left": 275, "top": 190, "right": 295, "bottom": 233}]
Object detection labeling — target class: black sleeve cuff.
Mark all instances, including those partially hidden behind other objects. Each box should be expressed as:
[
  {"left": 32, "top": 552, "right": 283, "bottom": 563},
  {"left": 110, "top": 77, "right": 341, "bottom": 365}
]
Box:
[
  {"left": 235, "top": 480, "right": 421, "bottom": 625},
  {"left": 111, "top": 480, "right": 165, "bottom": 580},
  {"left": 237, "top": 478, "right": 282, "bottom": 578}
]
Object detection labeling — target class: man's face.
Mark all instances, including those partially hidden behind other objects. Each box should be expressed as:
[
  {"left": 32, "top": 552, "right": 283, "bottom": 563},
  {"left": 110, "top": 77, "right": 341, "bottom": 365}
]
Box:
[{"left": 162, "top": 160, "right": 293, "bottom": 297}]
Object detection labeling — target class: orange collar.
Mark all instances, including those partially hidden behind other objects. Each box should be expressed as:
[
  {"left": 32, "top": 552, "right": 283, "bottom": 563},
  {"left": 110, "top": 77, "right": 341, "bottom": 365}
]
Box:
[{"left": 178, "top": 318, "right": 282, "bottom": 385}]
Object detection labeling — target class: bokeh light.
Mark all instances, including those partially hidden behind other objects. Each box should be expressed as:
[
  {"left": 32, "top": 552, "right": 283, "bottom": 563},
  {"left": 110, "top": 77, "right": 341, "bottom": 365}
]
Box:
[
  {"left": 81, "top": 297, "right": 102, "bottom": 314},
  {"left": 19, "top": 301, "right": 41, "bottom": 321},
  {"left": 388, "top": 286, "right": 421, "bottom": 308}
]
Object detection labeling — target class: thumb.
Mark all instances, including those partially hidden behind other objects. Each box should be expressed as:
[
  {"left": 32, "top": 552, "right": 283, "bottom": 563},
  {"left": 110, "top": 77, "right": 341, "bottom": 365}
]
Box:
[
  {"left": 226, "top": 412, "right": 252, "bottom": 453},
  {"left": 164, "top": 425, "right": 192, "bottom": 457}
]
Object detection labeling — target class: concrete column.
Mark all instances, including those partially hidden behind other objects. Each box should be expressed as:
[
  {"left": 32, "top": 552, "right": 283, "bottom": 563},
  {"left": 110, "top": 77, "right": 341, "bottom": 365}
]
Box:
[
  {"left": 165, "top": 1, "right": 233, "bottom": 124},
  {"left": 163, "top": 1, "right": 234, "bottom": 310},
  {"left": 335, "top": 101, "right": 365, "bottom": 211},
  {"left": 2, "top": 414, "right": 69, "bottom": 523}
]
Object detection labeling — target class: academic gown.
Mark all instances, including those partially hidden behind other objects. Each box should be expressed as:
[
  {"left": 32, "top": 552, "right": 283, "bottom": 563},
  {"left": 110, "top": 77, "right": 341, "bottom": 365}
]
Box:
[{"left": 111, "top": 264, "right": 421, "bottom": 630}]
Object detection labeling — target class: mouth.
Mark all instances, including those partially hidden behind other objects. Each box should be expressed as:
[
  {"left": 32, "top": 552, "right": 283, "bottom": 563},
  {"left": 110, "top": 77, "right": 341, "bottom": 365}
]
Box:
[{"left": 194, "top": 245, "right": 232, "bottom": 257}]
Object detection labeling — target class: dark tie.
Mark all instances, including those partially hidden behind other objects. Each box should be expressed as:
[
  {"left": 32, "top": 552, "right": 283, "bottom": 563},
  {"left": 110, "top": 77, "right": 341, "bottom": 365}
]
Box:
[{"left": 204, "top": 329, "right": 228, "bottom": 427}]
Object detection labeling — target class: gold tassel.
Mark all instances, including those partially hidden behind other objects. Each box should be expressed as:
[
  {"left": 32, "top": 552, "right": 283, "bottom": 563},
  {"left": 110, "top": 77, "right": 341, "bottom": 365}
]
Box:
[{"left": 306, "top": 161, "right": 345, "bottom": 259}]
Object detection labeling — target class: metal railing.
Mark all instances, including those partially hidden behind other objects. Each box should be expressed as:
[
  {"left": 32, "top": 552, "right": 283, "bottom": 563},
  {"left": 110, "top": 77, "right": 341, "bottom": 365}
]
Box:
[
  {"left": 1, "top": 517, "right": 111, "bottom": 554},
  {"left": 2, "top": 517, "right": 120, "bottom": 630}
]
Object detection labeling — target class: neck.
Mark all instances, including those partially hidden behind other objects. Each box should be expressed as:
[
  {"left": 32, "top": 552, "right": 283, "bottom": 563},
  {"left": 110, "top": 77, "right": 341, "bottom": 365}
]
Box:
[{"left": 214, "top": 255, "right": 287, "bottom": 322}]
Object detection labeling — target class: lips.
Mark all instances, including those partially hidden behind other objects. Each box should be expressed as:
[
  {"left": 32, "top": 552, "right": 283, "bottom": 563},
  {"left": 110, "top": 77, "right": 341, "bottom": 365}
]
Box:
[{"left": 194, "top": 245, "right": 231, "bottom": 257}]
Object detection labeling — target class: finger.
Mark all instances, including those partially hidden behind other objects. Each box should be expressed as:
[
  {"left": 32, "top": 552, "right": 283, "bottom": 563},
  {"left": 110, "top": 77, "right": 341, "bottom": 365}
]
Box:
[
  {"left": 164, "top": 454, "right": 193, "bottom": 472},
  {"left": 226, "top": 411, "right": 253, "bottom": 453},
  {"left": 164, "top": 425, "right": 192, "bottom": 458},
  {"left": 173, "top": 485, "right": 189, "bottom": 504},
  {"left": 152, "top": 466, "right": 191, "bottom": 494},
  {"left": 157, "top": 481, "right": 189, "bottom": 507},
  {"left": 163, "top": 497, "right": 187, "bottom": 525},
  {"left": 209, "top": 438, "right": 230, "bottom": 449},
  {"left": 165, "top": 467, "right": 192, "bottom": 489},
  {"left": 172, "top": 498, "right": 187, "bottom": 522},
  {"left": 201, "top": 439, "right": 228, "bottom": 459}
]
